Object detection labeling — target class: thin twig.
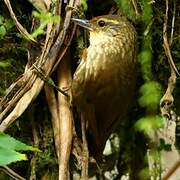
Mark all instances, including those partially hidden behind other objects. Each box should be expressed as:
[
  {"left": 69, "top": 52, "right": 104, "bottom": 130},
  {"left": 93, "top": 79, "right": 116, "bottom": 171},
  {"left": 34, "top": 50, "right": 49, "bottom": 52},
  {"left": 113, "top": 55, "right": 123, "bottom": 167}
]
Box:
[
  {"left": 160, "top": 0, "right": 178, "bottom": 117},
  {"left": 81, "top": 112, "right": 89, "bottom": 179},
  {"left": 72, "top": 131, "right": 83, "bottom": 170},
  {"left": 162, "top": 160, "right": 180, "bottom": 180},
  {"left": 4, "top": 0, "right": 36, "bottom": 43},
  {"left": 30, "top": 109, "right": 39, "bottom": 180},
  {"left": 0, "top": 72, "right": 36, "bottom": 123},
  {"left": 32, "top": 64, "right": 68, "bottom": 97},
  {"left": 163, "top": 0, "right": 179, "bottom": 76},
  {"left": 170, "top": 0, "right": 176, "bottom": 46},
  {"left": 0, "top": 77, "right": 44, "bottom": 132},
  {"left": 0, "top": 0, "right": 78, "bottom": 131},
  {"left": 0, "top": 166, "right": 26, "bottom": 180},
  {"left": 159, "top": 0, "right": 180, "bottom": 179},
  {"left": 38, "top": 22, "right": 56, "bottom": 66},
  {"left": 131, "top": 0, "right": 141, "bottom": 16},
  {"left": 51, "top": 1, "right": 78, "bottom": 73}
]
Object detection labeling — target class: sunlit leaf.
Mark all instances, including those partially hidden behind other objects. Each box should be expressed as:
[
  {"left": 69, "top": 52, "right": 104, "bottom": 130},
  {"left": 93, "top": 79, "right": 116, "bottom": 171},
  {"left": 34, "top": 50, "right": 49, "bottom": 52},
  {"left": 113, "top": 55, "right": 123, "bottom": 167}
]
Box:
[
  {"left": 0, "top": 132, "right": 41, "bottom": 165},
  {"left": 0, "top": 147, "right": 27, "bottom": 166},
  {"left": 31, "top": 11, "right": 60, "bottom": 38},
  {"left": 0, "top": 60, "right": 12, "bottom": 68},
  {"left": 0, "top": 132, "right": 40, "bottom": 152},
  {"left": 114, "top": 0, "right": 136, "bottom": 20},
  {"left": 139, "top": 81, "right": 162, "bottom": 110},
  {"left": 81, "top": 0, "right": 88, "bottom": 11},
  {"left": 135, "top": 116, "right": 164, "bottom": 135}
]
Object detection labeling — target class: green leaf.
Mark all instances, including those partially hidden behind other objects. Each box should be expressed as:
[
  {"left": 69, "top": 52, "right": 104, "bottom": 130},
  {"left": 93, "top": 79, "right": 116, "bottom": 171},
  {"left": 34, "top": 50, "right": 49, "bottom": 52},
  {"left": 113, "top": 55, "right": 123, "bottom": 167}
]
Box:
[
  {"left": 114, "top": 0, "right": 136, "bottom": 20},
  {"left": 140, "top": 0, "right": 153, "bottom": 23},
  {"left": 0, "top": 15, "right": 4, "bottom": 25},
  {"left": 138, "top": 50, "right": 153, "bottom": 81},
  {"left": 0, "top": 25, "right": 6, "bottom": 39},
  {"left": 0, "top": 147, "right": 27, "bottom": 166},
  {"left": 135, "top": 116, "right": 164, "bottom": 135},
  {"left": 81, "top": 0, "right": 88, "bottom": 11},
  {"left": 31, "top": 11, "right": 60, "bottom": 38},
  {"left": 138, "top": 81, "right": 162, "bottom": 110},
  {"left": 0, "top": 59, "right": 12, "bottom": 68},
  {"left": 4, "top": 19, "right": 14, "bottom": 30},
  {"left": 0, "top": 132, "right": 41, "bottom": 165},
  {"left": 0, "top": 132, "right": 40, "bottom": 152}
]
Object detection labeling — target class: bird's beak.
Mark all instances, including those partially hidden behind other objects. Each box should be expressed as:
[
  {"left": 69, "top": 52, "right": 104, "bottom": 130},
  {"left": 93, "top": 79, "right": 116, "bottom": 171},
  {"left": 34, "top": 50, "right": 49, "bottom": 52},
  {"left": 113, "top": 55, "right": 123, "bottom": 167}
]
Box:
[{"left": 71, "top": 18, "right": 93, "bottom": 31}]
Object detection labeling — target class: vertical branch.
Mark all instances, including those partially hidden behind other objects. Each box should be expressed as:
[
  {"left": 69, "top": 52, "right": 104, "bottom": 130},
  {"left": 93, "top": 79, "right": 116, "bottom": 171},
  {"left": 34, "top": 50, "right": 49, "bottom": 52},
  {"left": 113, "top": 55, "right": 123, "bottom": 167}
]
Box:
[
  {"left": 57, "top": 50, "right": 73, "bottom": 180},
  {"left": 29, "top": 107, "right": 39, "bottom": 180},
  {"left": 81, "top": 112, "right": 89, "bottom": 179},
  {"left": 157, "top": 0, "right": 180, "bottom": 179},
  {"left": 44, "top": 85, "right": 60, "bottom": 158},
  {"left": 4, "top": 0, "right": 36, "bottom": 42},
  {"left": 170, "top": 0, "right": 176, "bottom": 46},
  {"left": 131, "top": 0, "right": 141, "bottom": 16},
  {"left": 160, "top": 0, "right": 178, "bottom": 118}
]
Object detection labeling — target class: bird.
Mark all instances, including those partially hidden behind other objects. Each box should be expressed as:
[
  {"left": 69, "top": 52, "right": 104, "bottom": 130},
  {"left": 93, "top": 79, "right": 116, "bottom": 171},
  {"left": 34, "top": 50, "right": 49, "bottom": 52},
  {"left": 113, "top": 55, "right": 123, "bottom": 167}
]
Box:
[{"left": 71, "top": 15, "right": 137, "bottom": 161}]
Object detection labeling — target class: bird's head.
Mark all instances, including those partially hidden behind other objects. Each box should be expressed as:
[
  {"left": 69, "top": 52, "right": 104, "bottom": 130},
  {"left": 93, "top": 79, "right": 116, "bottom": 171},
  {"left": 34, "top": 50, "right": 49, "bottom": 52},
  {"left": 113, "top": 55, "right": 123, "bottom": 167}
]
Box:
[{"left": 72, "top": 15, "right": 136, "bottom": 46}]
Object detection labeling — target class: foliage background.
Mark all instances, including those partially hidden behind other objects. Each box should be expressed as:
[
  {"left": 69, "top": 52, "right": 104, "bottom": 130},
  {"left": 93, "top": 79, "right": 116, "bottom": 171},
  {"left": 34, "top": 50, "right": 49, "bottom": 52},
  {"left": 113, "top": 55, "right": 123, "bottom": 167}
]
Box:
[{"left": 0, "top": 0, "right": 179, "bottom": 179}]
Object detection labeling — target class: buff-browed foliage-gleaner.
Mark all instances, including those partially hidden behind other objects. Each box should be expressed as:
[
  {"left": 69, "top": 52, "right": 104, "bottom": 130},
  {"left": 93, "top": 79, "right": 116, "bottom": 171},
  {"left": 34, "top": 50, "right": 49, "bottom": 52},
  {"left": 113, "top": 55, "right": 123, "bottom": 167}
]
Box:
[{"left": 72, "top": 15, "right": 137, "bottom": 161}]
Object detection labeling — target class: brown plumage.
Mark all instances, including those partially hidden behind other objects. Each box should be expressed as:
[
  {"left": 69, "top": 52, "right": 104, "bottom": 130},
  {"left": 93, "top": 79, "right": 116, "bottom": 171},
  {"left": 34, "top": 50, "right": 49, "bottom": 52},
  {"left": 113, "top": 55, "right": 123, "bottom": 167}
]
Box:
[{"left": 72, "top": 15, "right": 137, "bottom": 161}]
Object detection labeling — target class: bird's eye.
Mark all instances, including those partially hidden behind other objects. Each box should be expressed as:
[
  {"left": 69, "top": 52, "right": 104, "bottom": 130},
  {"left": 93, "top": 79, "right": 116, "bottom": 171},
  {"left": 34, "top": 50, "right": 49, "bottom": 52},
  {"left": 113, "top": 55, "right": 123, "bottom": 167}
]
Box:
[{"left": 98, "top": 20, "right": 106, "bottom": 27}]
